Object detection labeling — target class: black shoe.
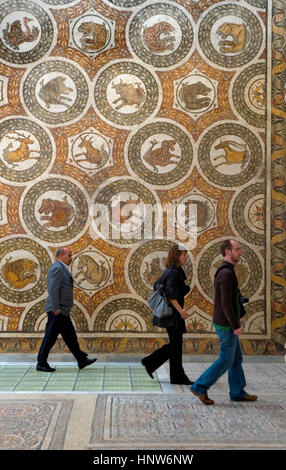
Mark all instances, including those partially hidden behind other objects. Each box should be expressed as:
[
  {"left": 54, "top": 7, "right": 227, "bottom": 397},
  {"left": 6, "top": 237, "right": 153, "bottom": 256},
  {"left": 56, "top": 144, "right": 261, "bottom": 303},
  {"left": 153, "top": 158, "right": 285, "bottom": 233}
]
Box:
[
  {"left": 171, "top": 377, "right": 194, "bottom": 385},
  {"left": 36, "top": 364, "right": 56, "bottom": 372},
  {"left": 78, "top": 358, "right": 97, "bottom": 370},
  {"left": 171, "top": 379, "right": 194, "bottom": 385},
  {"left": 141, "top": 358, "right": 154, "bottom": 379}
]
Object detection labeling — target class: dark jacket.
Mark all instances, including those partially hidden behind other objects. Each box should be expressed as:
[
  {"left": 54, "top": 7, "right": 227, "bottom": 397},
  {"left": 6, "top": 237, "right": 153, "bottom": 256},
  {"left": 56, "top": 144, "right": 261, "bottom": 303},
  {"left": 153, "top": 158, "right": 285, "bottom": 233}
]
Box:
[
  {"left": 45, "top": 260, "right": 73, "bottom": 316},
  {"left": 212, "top": 261, "right": 241, "bottom": 331},
  {"left": 152, "top": 266, "right": 190, "bottom": 332}
]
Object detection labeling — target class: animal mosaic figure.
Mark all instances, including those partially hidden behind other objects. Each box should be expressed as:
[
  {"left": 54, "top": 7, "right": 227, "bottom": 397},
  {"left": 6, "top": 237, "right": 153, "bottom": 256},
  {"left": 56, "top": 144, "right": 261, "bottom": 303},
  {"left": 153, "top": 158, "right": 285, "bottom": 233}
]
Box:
[
  {"left": 143, "top": 21, "right": 175, "bottom": 53},
  {"left": 3, "top": 131, "right": 40, "bottom": 167},
  {"left": 143, "top": 257, "right": 165, "bottom": 287},
  {"left": 217, "top": 22, "right": 246, "bottom": 53},
  {"left": 182, "top": 200, "right": 209, "bottom": 230},
  {"left": 111, "top": 197, "right": 141, "bottom": 224},
  {"left": 213, "top": 139, "right": 249, "bottom": 169},
  {"left": 74, "top": 254, "right": 109, "bottom": 287},
  {"left": 1, "top": 258, "right": 38, "bottom": 289},
  {"left": 179, "top": 81, "right": 212, "bottom": 110},
  {"left": 251, "top": 81, "right": 265, "bottom": 108},
  {"left": 143, "top": 139, "right": 180, "bottom": 172},
  {"left": 38, "top": 76, "right": 73, "bottom": 109},
  {"left": 111, "top": 79, "right": 146, "bottom": 110},
  {"left": 38, "top": 197, "right": 75, "bottom": 228},
  {"left": 3, "top": 17, "right": 40, "bottom": 50},
  {"left": 78, "top": 21, "right": 108, "bottom": 50},
  {"left": 74, "top": 135, "right": 108, "bottom": 166}
]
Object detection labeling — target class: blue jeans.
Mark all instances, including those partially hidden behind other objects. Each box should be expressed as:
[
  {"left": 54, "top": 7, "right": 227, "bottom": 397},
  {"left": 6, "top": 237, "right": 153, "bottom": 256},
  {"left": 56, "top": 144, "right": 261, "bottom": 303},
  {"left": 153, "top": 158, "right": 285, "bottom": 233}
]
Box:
[{"left": 191, "top": 329, "right": 246, "bottom": 400}]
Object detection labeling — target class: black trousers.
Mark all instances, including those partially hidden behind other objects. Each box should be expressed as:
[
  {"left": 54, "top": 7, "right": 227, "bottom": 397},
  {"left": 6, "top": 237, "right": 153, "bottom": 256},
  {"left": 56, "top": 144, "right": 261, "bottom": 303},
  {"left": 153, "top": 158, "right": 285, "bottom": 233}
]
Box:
[
  {"left": 143, "top": 327, "right": 189, "bottom": 383},
  {"left": 37, "top": 312, "right": 87, "bottom": 367}
]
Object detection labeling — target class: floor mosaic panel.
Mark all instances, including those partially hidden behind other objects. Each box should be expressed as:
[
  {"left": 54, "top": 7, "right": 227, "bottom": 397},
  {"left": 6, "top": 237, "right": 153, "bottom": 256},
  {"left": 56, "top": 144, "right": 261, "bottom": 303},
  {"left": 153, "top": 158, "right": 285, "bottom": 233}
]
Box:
[
  {"left": 0, "top": 398, "right": 73, "bottom": 450},
  {"left": 89, "top": 394, "right": 286, "bottom": 450}
]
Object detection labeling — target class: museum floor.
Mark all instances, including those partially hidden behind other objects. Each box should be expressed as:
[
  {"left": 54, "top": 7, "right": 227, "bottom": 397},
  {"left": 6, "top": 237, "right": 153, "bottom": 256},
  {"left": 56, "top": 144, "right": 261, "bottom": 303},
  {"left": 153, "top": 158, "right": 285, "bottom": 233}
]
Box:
[{"left": 0, "top": 353, "right": 285, "bottom": 451}]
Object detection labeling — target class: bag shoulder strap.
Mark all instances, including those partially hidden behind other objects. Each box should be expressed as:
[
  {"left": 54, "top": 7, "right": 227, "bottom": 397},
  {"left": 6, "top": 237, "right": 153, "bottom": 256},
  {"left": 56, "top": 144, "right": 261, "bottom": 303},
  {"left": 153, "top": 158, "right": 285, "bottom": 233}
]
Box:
[{"left": 155, "top": 268, "right": 171, "bottom": 292}]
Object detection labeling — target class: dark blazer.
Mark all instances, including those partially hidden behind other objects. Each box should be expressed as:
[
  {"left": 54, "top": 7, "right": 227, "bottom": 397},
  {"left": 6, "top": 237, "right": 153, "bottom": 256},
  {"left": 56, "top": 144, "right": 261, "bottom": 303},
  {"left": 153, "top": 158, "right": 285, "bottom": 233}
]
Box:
[
  {"left": 152, "top": 266, "right": 190, "bottom": 332},
  {"left": 212, "top": 261, "right": 240, "bottom": 330},
  {"left": 45, "top": 260, "right": 73, "bottom": 316}
]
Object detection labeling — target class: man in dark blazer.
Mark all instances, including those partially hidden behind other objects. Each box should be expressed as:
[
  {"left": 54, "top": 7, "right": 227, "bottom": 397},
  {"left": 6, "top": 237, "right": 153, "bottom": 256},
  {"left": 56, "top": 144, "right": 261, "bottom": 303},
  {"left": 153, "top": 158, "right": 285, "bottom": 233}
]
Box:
[{"left": 36, "top": 247, "right": 97, "bottom": 372}]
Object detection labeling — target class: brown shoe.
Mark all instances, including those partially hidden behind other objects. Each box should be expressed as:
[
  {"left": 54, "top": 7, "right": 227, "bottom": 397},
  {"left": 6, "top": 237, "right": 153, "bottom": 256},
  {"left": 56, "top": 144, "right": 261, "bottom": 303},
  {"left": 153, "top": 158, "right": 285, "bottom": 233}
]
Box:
[
  {"left": 191, "top": 389, "right": 214, "bottom": 405},
  {"left": 232, "top": 393, "right": 257, "bottom": 402}
]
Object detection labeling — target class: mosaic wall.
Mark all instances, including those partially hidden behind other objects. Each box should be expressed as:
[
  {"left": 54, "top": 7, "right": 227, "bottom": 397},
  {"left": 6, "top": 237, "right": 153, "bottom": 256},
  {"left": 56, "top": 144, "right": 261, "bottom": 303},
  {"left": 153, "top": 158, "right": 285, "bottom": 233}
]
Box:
[{"left": 0, "top": 0, "right": 285, "bottom": 355}]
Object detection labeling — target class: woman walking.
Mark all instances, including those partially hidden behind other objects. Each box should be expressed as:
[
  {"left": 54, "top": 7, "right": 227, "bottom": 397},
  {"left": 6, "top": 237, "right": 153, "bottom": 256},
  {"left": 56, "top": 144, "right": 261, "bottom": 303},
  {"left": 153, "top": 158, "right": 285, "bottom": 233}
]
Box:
[{"left": 142, "top": 244, "right": 193, "bottom": 385}]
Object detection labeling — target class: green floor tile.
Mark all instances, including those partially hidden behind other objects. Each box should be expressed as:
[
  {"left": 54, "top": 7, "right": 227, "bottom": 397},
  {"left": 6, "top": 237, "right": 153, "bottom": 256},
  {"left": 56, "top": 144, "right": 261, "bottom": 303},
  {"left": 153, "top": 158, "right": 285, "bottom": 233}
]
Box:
[
  {"left": 104, "top": 377, "right": 131, "bottom": 381},
  {"left": 103, "top": 385, "right": 132, "bottom": 391},
  {"left": 22, "top": 377, "right": 48, "bottom": 382},
  {"left": 15, "top": 385, "right": 44, "bottom": 391},
  {"left": 0, "top": 371, "right": 26, "bottom": 375},
  {"left": 44, "top": 385, "right": 74, "bottom": 391},
  {"left": 50, "top": 376, "right": 76, "bottom": 380},
  {"left": 0, "top": 363, "right": 165, "bottom": 392},
  {"left": 75, "top": 378, "right": 99, "bottom": 383},
  {"left": 74, "top": 385, "right": 101, "bottom": 391}
]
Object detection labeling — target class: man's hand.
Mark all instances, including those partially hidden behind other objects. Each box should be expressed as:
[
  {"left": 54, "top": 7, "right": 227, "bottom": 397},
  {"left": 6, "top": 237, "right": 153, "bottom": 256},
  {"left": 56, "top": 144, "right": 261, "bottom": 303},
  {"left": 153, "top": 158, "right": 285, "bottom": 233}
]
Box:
[
  {"left": 234, "top": 327, "right": 243, "bottom": 335},
  {"left": 54, "top": 310, "right": 61, "bottom": 315}
]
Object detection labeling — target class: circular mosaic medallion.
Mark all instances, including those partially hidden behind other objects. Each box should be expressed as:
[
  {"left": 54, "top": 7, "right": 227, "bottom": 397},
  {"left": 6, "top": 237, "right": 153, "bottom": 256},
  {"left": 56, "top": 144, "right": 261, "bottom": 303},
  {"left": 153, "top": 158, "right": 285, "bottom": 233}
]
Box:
[
  {"left": 94, "top": 61, "right": 160, "bottom": 127},
  {"left": 126, "top": 121, "right": 193, "bottom": 186},
  {"left": 71, "top": 249, "right": 112, "bottom": 291},
  {"left": 198, "top": 123, "right": 263, "bottom": 187},
  {"left": 232, "top": 62, "right": 266, "bottom": 128},
  {"left": 94, "top": 297, "right": 153, "bottom": 332},
  {"left": 198, "top": 4, "right": 263, "bottom": 68},
  {"left": 198, "top": 241, "right": 262, "bottom": 302},
  {"left": 176, "top": 73, "right": 217, "bottom": 115},
  {"left": 71, "top": 13, "right": 113, "bottom": 55},
  {"left": 21, "top": 178, "right": 89, "bottom": 244},
  {"left": 176, "top": 193, "right": 216, "bottom": 233},
  {"left": 91, "top": 178, "right": 161, "bottom": 246},
  {"left": 0, "top": 237, "right": 51, "bottom": 304},
  {"left": 232, "top": 183, "right": 264, "bottom": 246},
  {"left": 127, "top": 239, "right": 193, "bottom": 300},
  {"left": 71, "top": 131, "right": 111, "bottom": 171},
  {"left": 128, "top": 2, "right": 194, "bottom": 68},
  {"left": 0, "top": 118, "right": 54, "bottom": 183},
  {"left": 22, "top": 60, "right": 89, "bottom": 126},
  {"left": 0, "top": 1, "right": 53, "bottom": 65}
]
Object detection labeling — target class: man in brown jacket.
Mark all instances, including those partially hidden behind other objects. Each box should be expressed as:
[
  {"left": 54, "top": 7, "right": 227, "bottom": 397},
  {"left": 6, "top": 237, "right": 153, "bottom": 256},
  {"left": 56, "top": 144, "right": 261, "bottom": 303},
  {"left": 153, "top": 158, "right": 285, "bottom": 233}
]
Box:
[{"left": 190, "top": 239, "right": 258, "bottom": 405}]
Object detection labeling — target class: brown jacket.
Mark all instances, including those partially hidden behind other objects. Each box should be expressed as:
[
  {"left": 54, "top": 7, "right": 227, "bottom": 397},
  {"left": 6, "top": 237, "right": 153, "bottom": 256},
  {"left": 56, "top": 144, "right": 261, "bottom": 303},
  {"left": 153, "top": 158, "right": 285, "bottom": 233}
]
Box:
[{"left": 212, "top": 261, "right": 240, "bottom": 331}]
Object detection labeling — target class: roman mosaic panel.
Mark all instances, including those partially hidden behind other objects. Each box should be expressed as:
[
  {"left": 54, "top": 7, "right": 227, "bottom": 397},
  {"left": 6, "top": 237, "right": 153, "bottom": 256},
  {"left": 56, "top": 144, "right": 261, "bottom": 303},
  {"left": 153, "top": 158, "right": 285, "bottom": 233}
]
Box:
[{"left": 0, "top": 0, "right": 285, "bottom": 355}]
